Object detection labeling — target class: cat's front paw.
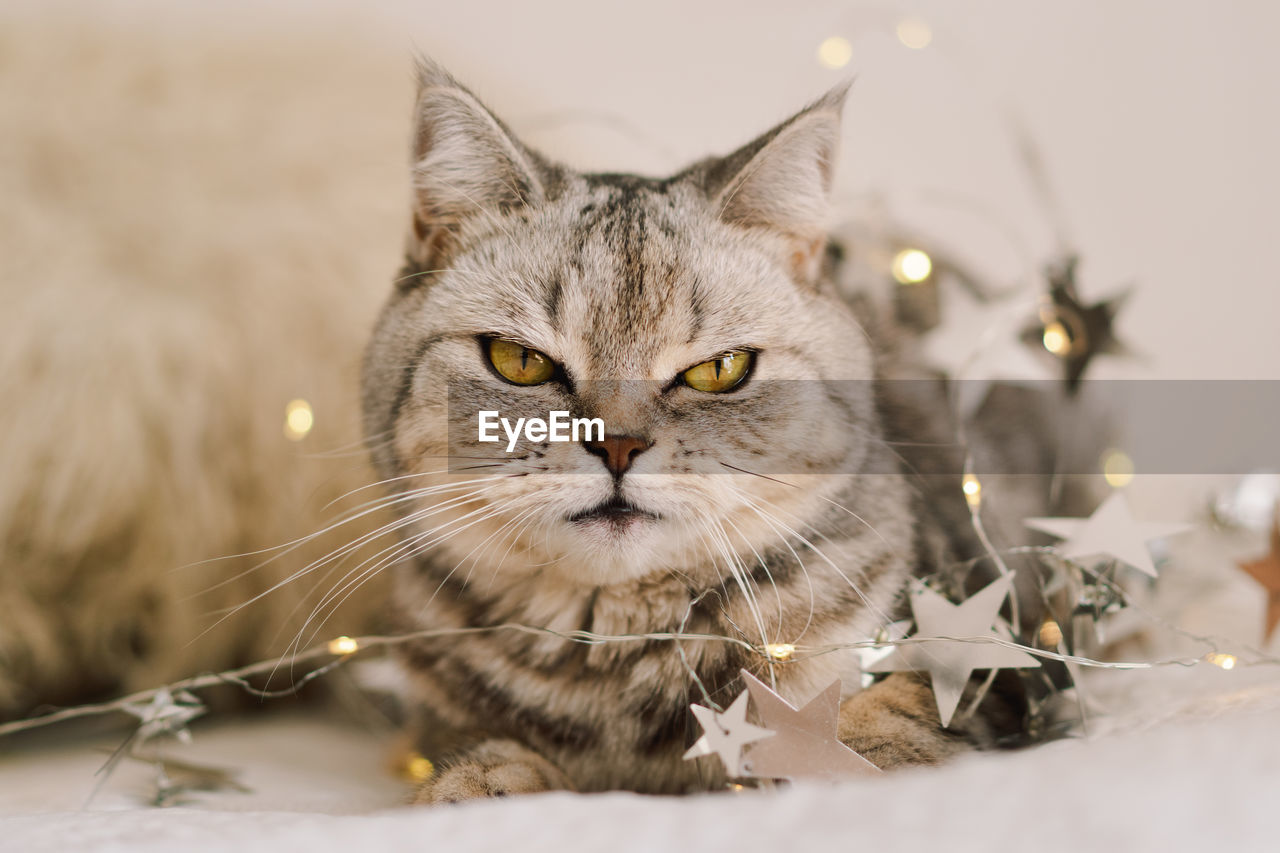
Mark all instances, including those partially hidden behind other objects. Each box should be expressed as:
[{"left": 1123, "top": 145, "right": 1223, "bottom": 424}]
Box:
[
  {"left": 413, "top": 739, "right": 574, "bottom": 805},
  {"left": 838, "top": 673, "right": 968, "bottom": 769}
]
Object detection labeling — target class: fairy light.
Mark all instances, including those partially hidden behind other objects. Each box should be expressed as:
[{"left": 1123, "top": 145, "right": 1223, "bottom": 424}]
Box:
[
  {"left": 1102, "top": 449, "right": 1135, "bottom": 488},
  {"left": 764, "top": 643, "right": 796, "bottom": 661},
  {"left": 1038, "top": 620, "right": 1063, "bottom": 647},
  {"left": 327, "top": 635, "right": 359, "bottom": 655},
  {"left": 816, "top": 36, "right": 853, "bottom": 70},
  {"left": 403, "top": 752, "right": 435, "bottom": 783},
  {"left": 895, "top": 16, "right": 933, "bottom": 50},
  {"left": 1206, "top": 652, "right": 1237, "bottom": 670},
  {"left": 891, "top": 248, "right": 933, "bottom": 284},
  {"left": 3, "top": 620, "right": 1274, "bottom": 744},
  {"left": 284, "top": 398, "right": 314, "bottom": 441},
  {"left": 962, "top": 474, "right": 982, "bottom": 509},
  {"left": 1041, "top": 321, "right": 1071, "bottom": 356}
]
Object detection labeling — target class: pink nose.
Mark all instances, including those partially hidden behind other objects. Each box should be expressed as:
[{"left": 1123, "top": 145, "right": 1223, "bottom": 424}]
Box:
[{"left": 584, "top": 434, "right": 652, "bottom": 477}]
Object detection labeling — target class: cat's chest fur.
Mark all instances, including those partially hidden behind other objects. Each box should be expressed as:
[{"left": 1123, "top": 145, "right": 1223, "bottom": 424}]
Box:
[{"left": 394, "top": 538, "right": 891, "bottom": 793}]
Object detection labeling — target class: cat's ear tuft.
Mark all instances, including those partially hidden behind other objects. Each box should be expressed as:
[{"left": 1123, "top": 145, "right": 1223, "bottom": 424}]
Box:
[
  {"left": 705, "top": 83, "right": 849, "bottom": 278},
  {"left": 409, "top": 58, "right": 546, "bottom": 231}
]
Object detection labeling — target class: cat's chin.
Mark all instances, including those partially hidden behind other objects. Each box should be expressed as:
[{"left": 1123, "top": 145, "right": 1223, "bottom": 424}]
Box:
[
  {"left": 564, "top": 501, "right": 663, "bottom": 560},
  {"left": 545, "top": 499, "right": 676, "bottom": 584},
  {"left": 565, "top": 496, "right": 660, "bottom": 528}
]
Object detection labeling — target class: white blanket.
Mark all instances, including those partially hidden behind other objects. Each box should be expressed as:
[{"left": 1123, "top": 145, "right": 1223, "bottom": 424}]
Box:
[{"left": 3, "top": 668, "right": 1278, "bottom": 853}]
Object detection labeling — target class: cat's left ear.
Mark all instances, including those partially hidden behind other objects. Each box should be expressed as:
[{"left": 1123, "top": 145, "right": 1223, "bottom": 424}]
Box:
[{"left": 703, "top": 83, "right": 850, "bottom": 281}]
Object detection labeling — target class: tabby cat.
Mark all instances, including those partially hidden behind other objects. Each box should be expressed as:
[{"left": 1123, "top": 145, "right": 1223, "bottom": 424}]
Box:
[{"left": 361, "top": 60, "right": 1047, "bottom": 803}]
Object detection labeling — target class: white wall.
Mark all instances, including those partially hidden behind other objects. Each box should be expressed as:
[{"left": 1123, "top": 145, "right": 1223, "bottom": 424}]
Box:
[{"left": 362, "top": 0, "right": 1279, "bottom": 381}]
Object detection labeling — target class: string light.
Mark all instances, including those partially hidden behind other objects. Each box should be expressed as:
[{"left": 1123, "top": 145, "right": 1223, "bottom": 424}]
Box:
[
  {"left": 1038, "top": 620, "right": 1063, "bottom": 647},
  {"left": 1206, "top": 652, "right": 1237, "bottom": 670},
  {"left": 764, "top": 643, "right": 796, "bottom": 661},
  {"left": 891, "top": 248, "right": 933, "bottom": 284},
  {"left": 895, "top": 16, "right": 933, "bottom": 50},
  {"left": 403, "top": 752, "right": 435, "bottom": 783},
  {"left": 327, "top": 635, "right": 359, "bottom": 655},
  {"left": 1041, "top": 321, "right": 1071, "bottom": 356},
  {"left": 816, "top": 36, "right": 853, "bottom": 70},
  {"left": 284, "top": 398, "right": 314, "bottom": 441},
  {"left": 962, "top": 474, "right": 982, "bottom": 509},
  {"left": 3, "top": 616, "right": 1274, "bottom": 744},
  {"left": 1101, "top": 449, "right": 1135, "bottom": 488}
]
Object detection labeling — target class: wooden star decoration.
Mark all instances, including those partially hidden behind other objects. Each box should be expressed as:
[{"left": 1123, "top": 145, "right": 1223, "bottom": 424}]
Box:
[
  {"left": 1019, "top": 255, "right": 1130, "bottom": 392},
  {"left": 1239, "top": 514, "right": 1280, "bottom": 642},
  {"left": 738, "top": 670, "right": 878, "bottom": 781},
  {"left": 682, "top": 691, "right": 773, "bottom": 777}
]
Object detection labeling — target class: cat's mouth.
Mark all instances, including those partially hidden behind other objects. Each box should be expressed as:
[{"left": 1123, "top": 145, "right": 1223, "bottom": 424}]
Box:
[{"left": 566, "top": 496, "right": 660, "bottom": 527}]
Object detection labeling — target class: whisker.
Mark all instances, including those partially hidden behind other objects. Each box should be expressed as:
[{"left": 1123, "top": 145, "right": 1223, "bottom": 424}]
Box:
[
  {"left": 284, "top": 500, "right": 517, "bottom": 675},
  {"left": 194, "top": 484, "right": 502, "bottom": 645},
  {"left": 188, "top": 476, "right": 505, "bottom": 602}
]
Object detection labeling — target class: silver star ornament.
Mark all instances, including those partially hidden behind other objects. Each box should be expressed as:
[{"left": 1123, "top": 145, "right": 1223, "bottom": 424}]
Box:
[
  {"left": 739, "top": 671, "right": 878, "bottom": 781},
  {"left": 864, "top": 575, "right": 1040, "bottom": 727},
  {"left": 1026, "top": 492, "right": 1191, "bottom": 577},
  {"left": 682, "top": 690, "right": 773, "bottom": 777},
  {"left": 123, "top": 688, "right": 205, "bottom": 744}
]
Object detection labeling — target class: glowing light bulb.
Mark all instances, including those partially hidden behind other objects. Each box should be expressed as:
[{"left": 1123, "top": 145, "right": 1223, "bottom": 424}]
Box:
[
  {"left": 404, "top": 753, "right": 435, "bottom": 783},
  {"left": 891, "top": 248, "right": 933, "bottom": 284},
  {"left": 1206, "top": 652, "right": 1237, "bottom": 670},
  {"left": 284, "top": 398, "right": 314, "bottom": 441},
  {"left": 327, "top": 635, "right": 359, "bottom": 655},
  {"left": 1041, "top": 321, "right": 1071, "bottom": 356},
  {"left": 1038, "top": 620, "right": 1063, "bottom": 647},
  {"left": 1101, "top": 449, "right": 1135, "bottom": 488},
  {"left": 896, "top": 16, "right": 933, "bottom": 50},
  {"left": 817, "top": 36, "right": 853, "bottom": 70},
  {"left": 962, "top": 474, "right": 982, "bottom": 508},
  {"left": 764, "top": 642, "right": 795, "bottom": 661}
]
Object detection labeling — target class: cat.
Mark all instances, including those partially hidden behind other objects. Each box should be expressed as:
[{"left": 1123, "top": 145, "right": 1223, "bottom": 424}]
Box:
[
  {"left": 361, "top": 60, "right": 1066, "bottom": 803},
  {"left": 0, "top": 16, "right": 400, "bottom": 719}
]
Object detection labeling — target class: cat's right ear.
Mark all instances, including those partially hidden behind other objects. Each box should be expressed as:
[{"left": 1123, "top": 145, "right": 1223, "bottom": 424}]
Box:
[{"left": 407, "top": 58, "right": 546, "bottom": 264}]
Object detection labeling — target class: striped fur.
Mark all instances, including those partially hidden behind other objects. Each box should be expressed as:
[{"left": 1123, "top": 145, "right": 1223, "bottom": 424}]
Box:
[{"left": 363, "top": 61, "right": 1036, "bottom": 801}]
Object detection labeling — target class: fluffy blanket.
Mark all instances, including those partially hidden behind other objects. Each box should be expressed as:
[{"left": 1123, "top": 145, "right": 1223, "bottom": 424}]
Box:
[{"left": 2, "top": 672, "right": 1277, "bottom": 852}]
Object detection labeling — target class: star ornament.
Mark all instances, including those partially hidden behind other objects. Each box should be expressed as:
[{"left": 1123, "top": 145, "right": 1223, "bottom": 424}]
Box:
[
  {"left": 1020, "top": 255, "right": 1130, "bottom": 391},
  {"left": 1026, "top": 492, "right": 1191, "bottom": 578},
  {"left": 682, "top": 691, "right": 773, "bottom": 777},
  {"left": 865, "top": 575, "right": 1040, "bottom": 728},
  {"left": 122, "top": 688, "right": 205, "bottom": 744},
  {"left": 1239, "top": 514, "right": 1280, "bottom": 642},
  {"left": 738, "top": 671, "right": 877, "bottom": 781}
]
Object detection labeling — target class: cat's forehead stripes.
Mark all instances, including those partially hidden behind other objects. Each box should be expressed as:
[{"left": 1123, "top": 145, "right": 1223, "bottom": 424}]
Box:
[{"left": 550, "top": 175, "right": 703, "bottom": 380}]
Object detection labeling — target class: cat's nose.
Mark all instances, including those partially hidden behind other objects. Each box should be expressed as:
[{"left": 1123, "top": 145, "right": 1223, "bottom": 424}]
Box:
[{"left": 583, "top": 434, "right": 652, "bottom": 478}]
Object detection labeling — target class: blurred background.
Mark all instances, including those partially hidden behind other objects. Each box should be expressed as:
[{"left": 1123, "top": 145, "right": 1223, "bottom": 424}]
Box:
[{"left": 1, "top": 0, "right": 1277, "bottom": 715}]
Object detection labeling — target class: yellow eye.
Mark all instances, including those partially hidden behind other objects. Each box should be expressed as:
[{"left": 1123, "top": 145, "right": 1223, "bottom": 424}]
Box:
[
  {"left": 487, "top": 338, "right": 556, "bottom": 385},
  {"left": 682, "top": 351, "right": 753, "bottom": 393}
]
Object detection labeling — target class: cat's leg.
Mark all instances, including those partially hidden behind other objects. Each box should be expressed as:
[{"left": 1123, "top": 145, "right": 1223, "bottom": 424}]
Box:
[
  {"left": 836, "top": 673, "right": 971, "bottom": 768},
  {"left": 413, "top": 738, "right": 575, "bottom": 804}
]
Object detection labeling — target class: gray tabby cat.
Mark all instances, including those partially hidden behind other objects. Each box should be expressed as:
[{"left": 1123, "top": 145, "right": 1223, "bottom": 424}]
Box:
[{"left": 361, "top": 61, "right": 1039, "bottom": 803}]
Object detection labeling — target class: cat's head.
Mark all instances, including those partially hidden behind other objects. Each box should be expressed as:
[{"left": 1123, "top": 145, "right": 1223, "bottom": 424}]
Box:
[{"left": 362, "top": 60, "right": 879, "bottom": 587}]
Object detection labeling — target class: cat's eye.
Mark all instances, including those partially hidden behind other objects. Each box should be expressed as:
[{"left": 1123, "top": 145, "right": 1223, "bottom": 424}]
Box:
[
  {"left": 682, "top": 351, "right": 753, "bottom": 393},
  {"left": 487, "top": 338, "right": 556, "bottom": 386}
]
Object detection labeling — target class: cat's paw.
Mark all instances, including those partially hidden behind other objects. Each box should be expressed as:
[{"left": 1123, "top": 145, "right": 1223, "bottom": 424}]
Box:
[
  {"left": 412, "top": 739, "right": 573, "bottom": 805},
  {"left": 837, "top": 673, "right": 968, "bottom": 769}
]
